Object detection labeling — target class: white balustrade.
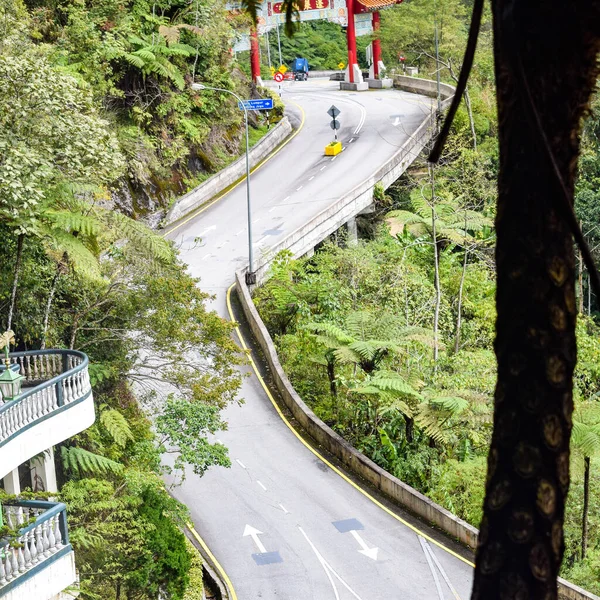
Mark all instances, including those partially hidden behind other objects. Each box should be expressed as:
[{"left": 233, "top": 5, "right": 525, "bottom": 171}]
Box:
[
  {"left": 0, "top": 351, "right": 91, "bottom": 444},
  {"left": 0, "top": 503, "right": 68, "bottom": 592}
]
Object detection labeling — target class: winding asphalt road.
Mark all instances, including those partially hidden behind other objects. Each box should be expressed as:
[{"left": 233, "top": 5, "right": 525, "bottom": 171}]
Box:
[{"left": 166, "top": 80, "right": 474, "bottom": 600}]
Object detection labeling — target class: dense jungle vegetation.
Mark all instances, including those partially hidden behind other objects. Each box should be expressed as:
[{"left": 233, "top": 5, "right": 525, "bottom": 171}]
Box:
[
  {"left": 0, "top": 0, "right": 257, "bottom": 597},
  {"left": 254, "top": 0, "right": 600, "bottom": 591},
  {"left": 2, "top": 0, "right": 600, "bottom": 596}
]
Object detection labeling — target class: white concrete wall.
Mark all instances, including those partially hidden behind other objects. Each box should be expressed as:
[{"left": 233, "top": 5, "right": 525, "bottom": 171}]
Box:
[
  {"left": 4, "top": 551, "right": 76, "bottom": 600},
  {"left": 0, "top": 395, "right": 95, "bottom": 481}
]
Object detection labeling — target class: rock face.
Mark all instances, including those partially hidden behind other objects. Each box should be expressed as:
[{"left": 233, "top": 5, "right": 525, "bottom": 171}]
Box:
[{"left": 110, "top": 123, "right": 245, "bottom": 229}]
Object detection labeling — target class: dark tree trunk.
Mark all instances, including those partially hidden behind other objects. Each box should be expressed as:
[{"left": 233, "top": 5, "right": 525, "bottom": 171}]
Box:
[
  {"left": 7, "top": 234, "right": 24, "bottom": 331},
  {"left": 40, "top": 269, "right": 60, "bottom": 350},
  {"left": 405, "top": 416, "right": 414, "bottom": 443},
  {"left": 326, "top": 358, "right": 337, "bottom": 398},
  {"left": 582, "top": 456, "right": 590, "bottom": 560},
  {"left": 471, "top": 3, "right": 600, "bottom": 599}
]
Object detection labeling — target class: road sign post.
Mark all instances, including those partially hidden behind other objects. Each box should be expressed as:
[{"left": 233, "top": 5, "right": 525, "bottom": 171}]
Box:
[
  {"left": 327, "top": 104, "right": 341, "bottom": 141},
  {"left": 325, "top": 105, "right": 343, "bottom": 156},
  {"left": 238, "top": 98, "right": 274, "bottom": 111}
]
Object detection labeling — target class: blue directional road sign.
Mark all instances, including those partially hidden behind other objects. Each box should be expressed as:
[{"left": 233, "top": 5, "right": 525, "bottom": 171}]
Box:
[{"left": 238, "top": 98, "right": 274, "bottom": 111}]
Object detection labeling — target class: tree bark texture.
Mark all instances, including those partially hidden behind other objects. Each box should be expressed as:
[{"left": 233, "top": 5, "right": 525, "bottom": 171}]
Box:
[
  {"left": 7, "top": 234, "right": 24, "bottom": 332},
  {"left": 430, "top": 164, "right": 441, "bottom": 364},
  {"left": 582, "top": 456, "right": 590, "bottom": 560},
  {"left": 471, "top": 2, "right": 600, "bottom": 599},
  {"left": 40, "top": 269, "right": 60, "bottom": 350}
]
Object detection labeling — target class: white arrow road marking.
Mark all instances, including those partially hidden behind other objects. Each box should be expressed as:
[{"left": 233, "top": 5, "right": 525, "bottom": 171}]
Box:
[
  {"left": 419, "top": 536, "right": 462, "bottom": 600},
  {"left": 243, "top": 524, "right": 267, "bottom": 554},
  {"left": 349, "top": 530, "right": 378, "bottom": 560},
  {"left": 198, "top": 225, "right": 216, "bottom": 237},
  {"left": 298, "top": 527, "right": 365, "bottom": 600}
]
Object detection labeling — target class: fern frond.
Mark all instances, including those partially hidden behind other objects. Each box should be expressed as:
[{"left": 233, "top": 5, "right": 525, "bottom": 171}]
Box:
[
  {"left": 42, "top": 230, "right": 102, "bottom": 281},
  {"left": 61, "top": 446, "right": 124, "bottom": 477},
  {"left": 45, "top": 209, "right": 103, "bottom": 237},
  {"left": 106, "top": 212, "right": 173, "bottom": 262},
  {"left": 100, "top": 408, "right": 134, "bottom": 447},
  {"left": 122, "top": 53, "right": 146, "bottom": 69}
]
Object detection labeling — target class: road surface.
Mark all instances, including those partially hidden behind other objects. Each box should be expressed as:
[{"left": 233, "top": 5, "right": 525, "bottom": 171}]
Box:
[{"left": 166, "top": 79, "right": 474, "bottom": 600}]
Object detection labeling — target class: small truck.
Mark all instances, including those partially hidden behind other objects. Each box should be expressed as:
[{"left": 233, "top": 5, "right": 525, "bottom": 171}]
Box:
[{"left": 291, "top": 57, "right": 309, "bottom": 81}]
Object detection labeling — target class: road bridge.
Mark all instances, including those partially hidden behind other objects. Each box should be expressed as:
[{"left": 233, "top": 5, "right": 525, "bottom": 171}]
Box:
[{"left": 165, "top": 79, "right": 474, "bottom": 600}]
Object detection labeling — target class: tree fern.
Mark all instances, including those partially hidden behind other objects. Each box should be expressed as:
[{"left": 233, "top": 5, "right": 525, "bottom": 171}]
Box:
[
  {"left": 61, "top": 446, "right": 124, "bottom": 477},
  {"left": 106, "top": 211, "right": 173, "bottom": 262},
  {"left": 100, "top": 408, "right": 135, "bottom": 448}
]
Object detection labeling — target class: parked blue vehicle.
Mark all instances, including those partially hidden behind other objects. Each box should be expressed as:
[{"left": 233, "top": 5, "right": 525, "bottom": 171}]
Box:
[{"left": 292, "top": 57, "right": 309, "bottom": 81}]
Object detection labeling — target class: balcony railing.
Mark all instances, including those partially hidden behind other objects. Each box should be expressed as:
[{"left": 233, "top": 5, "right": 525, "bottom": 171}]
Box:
[
  {"left": 0, "top": 501, "right": 73, "bottom": 596},
  {"left": 0, "top": 350, "right": 91, "bottom": 446},
  {"left": 0, "top": 350, "right": 94, "bottom": 482}
]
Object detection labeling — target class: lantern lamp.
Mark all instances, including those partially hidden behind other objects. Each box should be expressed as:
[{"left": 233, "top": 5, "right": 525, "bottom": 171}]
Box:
[{"left": 0, "top": 337, "right": 23, "bottom": 402}]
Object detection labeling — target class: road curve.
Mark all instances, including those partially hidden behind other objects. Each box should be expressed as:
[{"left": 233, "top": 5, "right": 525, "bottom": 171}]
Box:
[{"left": 166, "top": 80, "right": 474, "bottom": 600}]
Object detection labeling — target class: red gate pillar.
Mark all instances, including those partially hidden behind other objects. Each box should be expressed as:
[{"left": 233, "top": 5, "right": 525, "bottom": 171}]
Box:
[
  {"left": 250, "top": 26, "right": 261, "bottom": 83},
  {"left": 346, "top": 0, "right": 357, "bottom": 83},
  {"left": 372, "top": 11, "right": 381, "bottom": 78}
]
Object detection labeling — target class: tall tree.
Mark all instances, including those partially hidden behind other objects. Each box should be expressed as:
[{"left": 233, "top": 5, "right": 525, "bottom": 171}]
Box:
[{"left": 468, "top": 2, "right": 600, "bottom": 598}]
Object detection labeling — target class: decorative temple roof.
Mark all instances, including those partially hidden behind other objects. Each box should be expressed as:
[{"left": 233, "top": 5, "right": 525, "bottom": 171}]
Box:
[{"left": 355, "top": 0, "right": 401, "bottom": 12}]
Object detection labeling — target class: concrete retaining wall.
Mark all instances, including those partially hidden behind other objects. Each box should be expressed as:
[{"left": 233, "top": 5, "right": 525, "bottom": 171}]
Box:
[
  {"left": 236, "top": 269, "right": 479, "bottom": 550},
  {"left": 236, "top": 271, "right": 599, "bottom": 600},
  {"left": 164, "top": 116, "right": 292, "bottom": 225},
  {"left": 393, "top": 74, "right": 456, "bottom": 108},
  {"left": 250, "top": 105, "right": 441, "bottom": 283},
  {"left": 229, "top": 76, "right": 596, "bottom": 600}
]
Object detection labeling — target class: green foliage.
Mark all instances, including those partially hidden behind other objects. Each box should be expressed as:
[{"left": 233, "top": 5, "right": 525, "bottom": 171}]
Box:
[
  {"left": 61, "top": 476, "right": 191, "bottom": 600},
  {"left": 183, "top": 538, "right": 204, "bottom": 600},
  {"left": 61, "top": 446, "right": 125, "bottom": 477},
  {"left": 100, "top": 407, "right": 135, "bottom": 448},
  {"left": 427, "top": 457, "right": 487, "bottom": 526}
]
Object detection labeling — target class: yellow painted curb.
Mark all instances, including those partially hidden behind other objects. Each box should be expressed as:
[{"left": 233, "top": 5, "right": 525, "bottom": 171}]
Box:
[
  {"left": 165, "top": 102, "right": 306, "bottom": 235},
  {"left": 187, "top": 523, "right": 238, "bottom": 600},
  {"left": 226, "top": 283, "right": 475, "bottom": 573}
]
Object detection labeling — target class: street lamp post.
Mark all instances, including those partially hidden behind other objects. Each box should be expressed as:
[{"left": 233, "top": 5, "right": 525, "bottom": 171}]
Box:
[{"left": 191, "top": 83, "right": 256, "bottom": 285}]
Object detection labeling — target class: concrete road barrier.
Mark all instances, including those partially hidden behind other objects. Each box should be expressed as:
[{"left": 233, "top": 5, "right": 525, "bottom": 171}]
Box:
[
  {"left": 164, "top": 117, "right": 292, "bottom": 226},
  {"left": 228, "top": 76, "right": 597, "bottom": 600},
  {"left": 236, "top": 270, "right": 599, "bottom": 600}
]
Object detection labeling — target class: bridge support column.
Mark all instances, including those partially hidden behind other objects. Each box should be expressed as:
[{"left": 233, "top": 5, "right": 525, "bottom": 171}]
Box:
[
  {"left": 346, "top": 217, "right": 358, "bottom": 246},
  {"left": 3, "top": 468, "right": 20, "bottom": 495},
  {"left": 250, "top": 27, "right": 263, "bottom": 86},
  {"left": 30, "top": 447, "right": 58, "bottom": 493},
  {"left": 341, "top": 0, "right": 367, "bottom": 91}
]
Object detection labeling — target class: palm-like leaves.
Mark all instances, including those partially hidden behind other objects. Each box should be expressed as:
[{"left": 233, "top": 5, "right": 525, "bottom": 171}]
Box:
[
  {"left": 119, "top": 32, "right": 197, "bottom": 90},
  {"left": 306, "top": 310, "right": 435, "bottom": 374},
  {"left": 387, "top": 192, "right": 493, "bottom": 247},
  {"left": 572, "top": 404, "right": 600, "bottom": 458},
  {"left": 242, "top": 0, "right": 300, "bottom": 36}
]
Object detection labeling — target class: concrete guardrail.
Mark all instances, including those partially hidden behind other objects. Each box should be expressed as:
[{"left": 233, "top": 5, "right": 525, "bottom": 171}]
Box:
[
  {"left": 229, "top": 76, "right": 597, "bottom": 600},
  {"left": 164, "top": 116, "right": 292, "bottom": 225}
]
